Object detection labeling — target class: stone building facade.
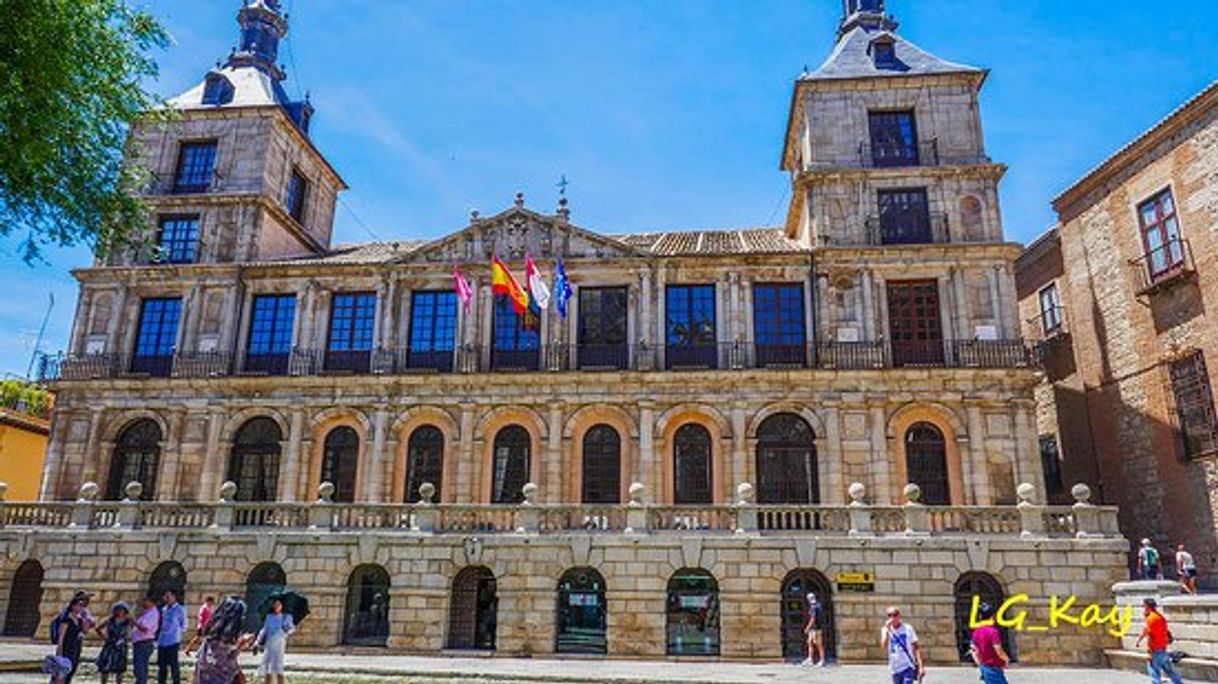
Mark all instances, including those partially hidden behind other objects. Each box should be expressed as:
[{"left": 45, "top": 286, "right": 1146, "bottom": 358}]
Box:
[
  {"left": 4, "top": 0, "right": 1129, "bottom": 665},
  {"left": 1017, "top": 81, "right": 1218, "bottom": 580}
]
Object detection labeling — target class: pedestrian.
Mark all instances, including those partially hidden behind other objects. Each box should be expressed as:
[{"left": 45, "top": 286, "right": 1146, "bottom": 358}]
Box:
[
  {"left": 800, "top": 593, "right": 825, "bottom": 667},
  {"left": 51, "top": 593, "right": 88, "bottom": 684},
  {"left": 157, "top": 590, "right": 187, "bottom": 684},
  {"left": 96, "top": 602, "right": 133, "bottom": 684},
  {"left": 1136, "top": 598, "right": 1184, "bottom": 684},
  {"left": 193, "top": 597, "right": 255, "bottom": 684},
  {"left": 881, "top": 606, "right": 923, "bottom": 684},
  {"left": 1138, "top": 538, "right": 1163, "bottom": 580},
  {"left": 256, "top": 598, "right": 296, "bottom": 684},
  {"left": 131, "top": 596, "right": 160, "bottom": 684},
  {"left": 1175, "top": 545, "right": 1198, "bottom": 595},
  {"left": 184, "top": 596, "right": 217, "bottom": 657},
  {"left": 970, "top": 602, "right": 1011, "bottom": 684}
]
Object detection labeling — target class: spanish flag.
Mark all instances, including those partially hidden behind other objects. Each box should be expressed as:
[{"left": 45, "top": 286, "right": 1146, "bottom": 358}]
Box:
[{"left": 491, "top": 256, "right": 530, "bottom": 317}]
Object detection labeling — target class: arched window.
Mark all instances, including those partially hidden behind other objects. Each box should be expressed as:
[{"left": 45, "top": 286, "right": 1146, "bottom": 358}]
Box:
[
  {"left": 666, "top": 568, "right": 719, "bottom": 656},
  {"left": 954, "top": 572, "right": 1013, "bottom": 663},
  {"left": 228, "top": 418, "right": 282, "bottom": 502},
  {"left": 2, "top": 560, "right": 44, "bottom": 637},
  {"left": 673, "top": 424, "right": 712, "bottom": 504},
  {"left": 448, "top": 566, "right": 497, "bottom": 651},
  {"left": 780, "top": 569, "right": 836, "bottom": 663},
  {"left": 343, "top": 565, "right": 390, "bottom": 647},
  {"left": 244, "top": 562, "right": 287, "bottom": 631},
  {"left": 582, "top": 425, "right": 621, "bottom": 504},
  {"left": 906, "top": 422, "right": 950, "bottom": 505},
  {"left": 148, "top": 561, "right": 187, "bottom": 604},
  {"left": 321, "top": 426, "right": 360, "bottom": 503},
  {"left": 106, "top": 419, "right": 162, "bottom": 501},
  {"left": 405, "top": 426, "right": 444, "bottom": 503},
  {"left": 491, "top": 425, "right": 530, "bottom": 504},
  {"left": 556, "top": 567, "right": 607, "bottom": 654},
  {"left": 756, "top": 414, "right": 818, "bottom": 504}
]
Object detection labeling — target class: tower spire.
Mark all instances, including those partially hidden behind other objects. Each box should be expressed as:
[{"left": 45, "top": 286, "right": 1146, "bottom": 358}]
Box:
[
  {"left": 227, "top": 0, "right": 289, "bottom": 80},
  {"left": 839, "top": 0, "right": 898, "bottom": 38}
]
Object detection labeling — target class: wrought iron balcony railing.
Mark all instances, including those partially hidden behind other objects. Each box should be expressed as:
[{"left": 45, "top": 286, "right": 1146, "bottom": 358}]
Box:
[
  {"left": 1129, "top": 238, "right": 1196, "bottom": 296},
  {"left": 864, "top": 212, "right": 951, "bottom": 246},
  {"left": 857, "top": 138, "right": 941, "bottom": 169}
]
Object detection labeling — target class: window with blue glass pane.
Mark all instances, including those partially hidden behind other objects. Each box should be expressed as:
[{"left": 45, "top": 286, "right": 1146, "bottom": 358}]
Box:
[
  {"left": 131, "top": 298, "right": 181, "bottom": 376},
  {"left": 156, "top": 216, "right": 199, "bottom": 264},
  {"left": 328, "top": 293, "right": 376, "bottom": 352},
  {"left": 246, "top": 294, "right": 295, "bottom": 374},
  {"left": 408, "top": 291, "right": 457, "bottom": 371},
  {"left": 493, "top": 294, "right": 540, "bottom": 370},
  {"left": 174, "top": 142, "right": 217, "bottom": 193},
  {"left": 753, "top": 284, "right": 806, "bottom": 367},
  {"left": 285, "top": 168, "right": 309, "bottom": 224},
  {"left": 666, "top": 285, "right": 716, "bottom": 368}
]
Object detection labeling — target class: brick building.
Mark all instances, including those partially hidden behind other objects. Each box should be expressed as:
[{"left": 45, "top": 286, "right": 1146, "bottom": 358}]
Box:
[{"left": 1017, "top": 80, "right": 1218, "bottom": 581}]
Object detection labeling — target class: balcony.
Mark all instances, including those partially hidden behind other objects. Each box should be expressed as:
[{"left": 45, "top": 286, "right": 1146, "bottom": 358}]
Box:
[
  {"left": 857, "top": 138, "right": 940, "bottom": 169},
  {"left": 864, "top": 212, "right": 950, "bottom": 246},
  {"left": 1130, "top": 238, "right": 1196, "bottom": 296}
]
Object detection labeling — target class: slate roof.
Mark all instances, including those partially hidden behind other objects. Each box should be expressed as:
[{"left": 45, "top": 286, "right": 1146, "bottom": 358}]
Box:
[
  {"left": 803, "top": 27, "right": 982, "bottom": 82},
  {"left": 168, "top": 66, "right": 294, "bottom": 111}
]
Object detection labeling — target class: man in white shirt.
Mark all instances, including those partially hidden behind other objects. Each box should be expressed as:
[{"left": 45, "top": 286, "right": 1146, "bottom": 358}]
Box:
[
  {"left": 1176, "top": 544, "right": 1198, "bottom": 595},
  {"left": 881, "top": 606, "right": 923, "bottom": 684}
]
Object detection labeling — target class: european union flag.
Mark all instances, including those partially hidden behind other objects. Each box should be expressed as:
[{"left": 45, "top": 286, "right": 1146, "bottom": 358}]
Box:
[{"left": 555, "top": 260, "right": 574, "bottom": 319}]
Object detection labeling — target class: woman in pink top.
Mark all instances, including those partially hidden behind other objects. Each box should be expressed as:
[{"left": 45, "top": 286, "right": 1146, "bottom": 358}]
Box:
[{"left": 970, "top": 602, "right": 1011, "bottom": 684}]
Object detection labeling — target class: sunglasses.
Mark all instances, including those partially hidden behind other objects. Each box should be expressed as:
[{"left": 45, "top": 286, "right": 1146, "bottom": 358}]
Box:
[{"left": 887, "top": 612, "right": 900, "bottom": 617}]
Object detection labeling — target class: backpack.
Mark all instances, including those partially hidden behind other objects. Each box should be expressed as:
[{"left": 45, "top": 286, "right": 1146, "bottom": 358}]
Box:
[
  {"left": 1145, "top": 547, "right": 1160, "bottom": 566},
  {"left": 48, "top": 610, "right": 65, "bottom": 645}
]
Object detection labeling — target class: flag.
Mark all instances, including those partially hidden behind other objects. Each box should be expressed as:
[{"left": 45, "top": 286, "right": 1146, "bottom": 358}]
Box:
[
  {"left": 453, "top": 265, "right": 474, "bottom": 312},
  {"left": 491, "top": 256, "right": 530, "bottom": 317},
  {"left": 555, "top": 260, "right": 574, "bottom": 319},
  {"left": 526, "top": 255, "right": 551, "bottom": 312}
]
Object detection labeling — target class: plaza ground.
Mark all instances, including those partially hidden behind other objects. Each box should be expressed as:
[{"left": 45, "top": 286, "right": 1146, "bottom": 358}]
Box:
[{"left": 0, "top": 645, "right": 1205, "bottom": 684}]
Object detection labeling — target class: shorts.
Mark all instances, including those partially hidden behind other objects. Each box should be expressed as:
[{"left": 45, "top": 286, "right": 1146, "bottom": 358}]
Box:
[
  {"left": 891, "top": 667, "right": 918, "bottom": 684},
  {"left": 1184, "top": 568, "right": 1198, "bottom": 578}
]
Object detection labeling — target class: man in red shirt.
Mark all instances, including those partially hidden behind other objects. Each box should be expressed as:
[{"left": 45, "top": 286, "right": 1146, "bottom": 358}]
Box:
[
  {"left": 1136, "top": 598, "right": 1183, "bottom": 684},
  {"left": 970, "top": 602, "right": 1011, "bottom": 684}
]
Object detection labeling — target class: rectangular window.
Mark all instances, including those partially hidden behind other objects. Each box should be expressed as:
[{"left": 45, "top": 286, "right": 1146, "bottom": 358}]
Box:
[
  {"left": 666, "top": 284, "right": 717, "bottom": 369},
  {"left": 285, "top": 168, "right": 309, "bottom": 224},
  {"left": 1138, "top": 188, "right": 1185, "bottom": 280},
  {"left": 753, "top": 283, "right": 806, "bottom": 367},
  {"left": 325, "top": 292, "right": 376, "bottom": 372},
  {"left": 886, "top": 280, "right": 944, "bottom": 367},
  {"left": 578, "top": 287, "right": 628, "bottom": 370},
  {"left": 245, "top": 294, "right": 296, "bottom": 375},
  {"left": 877, "top": 188, "right": 932, "bottom": 245},
  {"left": 492, "top": 295, "right": 540, "bottom": 370},
  {"left": 155, "top": 216, "right": 200, "bottom": 264},
  {"left": 1039, "top": 435, "right": 1063, "bottom": 496},
  {"left": 173, "top": 141, "right": 217, "bottom": 194},
  {"left": 1170, "top": 352, "right": 1218, "bottom": 459},
  {"left": 407, "top": 290, "right": 458, "bottom": 372},
  {"left": 868, "top": 111, "right": 919, "bottom": 167},
  {"left": 131, "top": 298, "right": 181, "bottom": 377},
  {"left": 1038, "top": 283, "right": 1063, "bottom": 336}
]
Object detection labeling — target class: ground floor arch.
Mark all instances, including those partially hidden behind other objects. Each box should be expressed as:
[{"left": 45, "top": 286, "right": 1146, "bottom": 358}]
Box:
[
  {"left": 954, "top": 571, "right": 1014, "bottom": 662},
  {"left": 780, "top": 569, "right": 836, "bottom": 662},
  {"left": 244, "top": 561, "right": 287, "bottom": 631},
  {"left": 344, "top": 564, "right": 390, "bottom": 647},
  {"left": 448, "top": 566, "right": 498, "bottom": 651},
  {"left": 556, "top": 567, "right": 607, "bottom": 654},
  {"left": 2, "top": 560, "right": 44, "bottom": 637},
  {"left": 148, "top": 561, "right": 186, "bottom": 602},
  {"left": 665, "top": 568, "right": 719, "bottom": 656}
]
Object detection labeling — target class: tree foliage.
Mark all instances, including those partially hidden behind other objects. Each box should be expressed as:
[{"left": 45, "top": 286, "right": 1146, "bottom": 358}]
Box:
[
  {"left": 0, "top": 378, "right": 52, "bottom": 418},
  {"left": 0, "top": 0, "right": 168, "bottom": 261}
]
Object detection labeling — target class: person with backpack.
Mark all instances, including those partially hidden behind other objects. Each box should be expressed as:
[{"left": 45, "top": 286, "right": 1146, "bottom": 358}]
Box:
[
  {"left": 1139, "top": 539, "right": 1163, "bottom": 580},
  {"left": 156, "top": 590, "right": 187, "bottom": 684},
  {"left": 800, "top": 593, "right": 826, "bottom": 667},
  {"left": 1136, "top": 598, "right": 1184, "bottom": 684},
  {"left": 881, "top": 606, "right": 924, "bottom": 684},
  {"left": 49, "top": 593, "right": 89, "bottom": 684},
  {"left": 131, "top": 596, "right": 160, "bottom": 684}
]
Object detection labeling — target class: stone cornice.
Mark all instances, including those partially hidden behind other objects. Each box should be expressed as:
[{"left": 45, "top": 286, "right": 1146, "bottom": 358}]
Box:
[{"left": 795, "top": 162, "right": 1008, "bottom": 187}]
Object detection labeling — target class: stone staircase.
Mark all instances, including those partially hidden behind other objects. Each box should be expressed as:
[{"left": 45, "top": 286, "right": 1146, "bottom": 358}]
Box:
[{"left": 1107, "top": 581, "right": 1218, "bottom": 682}]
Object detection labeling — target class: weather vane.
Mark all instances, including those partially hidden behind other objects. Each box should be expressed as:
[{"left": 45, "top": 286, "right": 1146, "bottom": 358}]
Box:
[{"left": 557, "top": 175, "right": 570, "bottom": 197}]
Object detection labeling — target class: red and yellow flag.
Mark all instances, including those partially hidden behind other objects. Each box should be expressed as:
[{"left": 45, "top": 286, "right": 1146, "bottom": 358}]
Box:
[{"left": 491, "top": 256, "right": 530, "bottom": 317}]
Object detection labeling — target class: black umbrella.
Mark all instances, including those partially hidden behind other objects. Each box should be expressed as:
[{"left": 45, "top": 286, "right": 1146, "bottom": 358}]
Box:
[{"left": 257, "top": 589, "right": 310, "bottom": 625}]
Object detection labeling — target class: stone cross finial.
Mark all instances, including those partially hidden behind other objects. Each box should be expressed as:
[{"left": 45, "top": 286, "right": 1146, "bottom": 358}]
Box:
[{"left": 514, "top": 192, "right": 525, "bottom": 208}]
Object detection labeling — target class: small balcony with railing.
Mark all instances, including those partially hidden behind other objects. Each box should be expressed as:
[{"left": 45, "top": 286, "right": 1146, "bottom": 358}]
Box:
[
  {"left": 1129, "top": 238, "right": 1196, "bottom": 296},
  {"left": 857, "top": 138, "right": 941, "bottom": 169},
  {"left": 864, "top": 212, "right": 951, "bottom": 246}
]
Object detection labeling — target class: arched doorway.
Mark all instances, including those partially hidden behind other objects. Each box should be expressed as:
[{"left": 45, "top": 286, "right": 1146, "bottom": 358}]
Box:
[
  {"left": 491, "top": 425, "right": 530, "bottom": 504},
  {"left": 756, "top": 414, "right": 819, "bottom": 504},
  {"left": 666, "top": 568, "right": 719, "bottom": 656},
  {"left": 321, "top": 426, "right": 360, "bottom": 503},
  {"left": 954, "top": 572, "right": 1013, "bottom": 662},
  {"left": 343, "top": 565, "right": 390, "bottom": 646},
  {"left": 780, "top": 569, "right": 836, "bottom": 662},
  {"left": 582, "top": 425, "right": 621, "bottom": 504},
  {"left": 673, "top": 424, "right": 712, "bottom": 504},
  {"left": 906, "top": 422, "right": 950, "bottom": 505},
  {"left": 244, "top": 562, "right": 287, "bottom": 631},
  {"left": 405, "top": 425, "right": 444, "bottom": 502},
  {"left": 448, "top": 566, "right": 497, "bottom": 651},
  {"left": 556, "top": 567, "right": 607, "bottom": 654},
  {"left": 228, "top": 418, "right": 282, "bottom": 502},
  {"left": 106, "top": 419, "right": 162, "bottom": 501},
  {"left": 2, "top": 560, "right": 44, "bottom": 637},
  {"left": 148, "top": 561, "right": 187, "bottom": 603}
]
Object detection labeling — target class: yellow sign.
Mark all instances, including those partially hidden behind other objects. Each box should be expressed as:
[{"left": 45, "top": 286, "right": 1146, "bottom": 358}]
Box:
[
  {"left": 836, "top": 572, "right": 875, "bottom": 593},
  {"left": 837, "top": 572, "right": 874, "bottom": 583}
]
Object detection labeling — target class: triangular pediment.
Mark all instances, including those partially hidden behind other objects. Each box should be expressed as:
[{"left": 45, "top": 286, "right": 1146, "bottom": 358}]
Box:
[{"left": 396, "top": 206, "right": 644, "bottom": 264}]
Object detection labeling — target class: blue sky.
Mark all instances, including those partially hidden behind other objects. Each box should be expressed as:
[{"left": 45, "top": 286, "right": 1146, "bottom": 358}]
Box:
[{"left": 0, "top": 0, "right": 1212, "bottom": 377}]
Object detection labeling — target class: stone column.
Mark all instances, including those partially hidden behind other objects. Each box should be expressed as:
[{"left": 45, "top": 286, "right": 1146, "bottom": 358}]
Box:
[
  {"left": 38, "top": 411, "right": 68, "bottom": 500},
  {"left": 998, "top": 264, "right": 1018, "bottom": 338},
  {"left": 198, "top": 409, "right": 226, "bottom": 501},
  {"left": 68, "top": 289, "right": 91, "bottom": 355},
  {"left": 567, "top": 284, "right": 579, "bottom": 370},
  {"left": 987, "top": 267, "right": 1003, "bottom": 337},
  {"left": 365, "top": 409, "right": 389, "bottom": 502},
  {"left": 105, "top": 285, "right": 129, "bottom": 355},
  {"left": 278, "top": 409, "right": 305, "bottom": 501},
  {"left": 731, "top": 402, "right": 747, "bottom": 495},
  {"left": 232, "top": 289, "right": 254, "bottom": 369},
  {"left": 742, "top": 277, "right": 755, "bottom": 366},
  {"left": 181, "top": 284, "right": 204, "bottom": 353},
  {"left": 860, "top": 270, "right": 875, "bottom": 340},
  {"left": 80, "top": 409, "right": 105, "bottom": 486},
  {"left": 479, "top": 283, "right": 493, "bottom": 370},
  {"left": 1013, "top": 401, "right": 1040, "bottom": 500},
  {"left": 637, "top": 401, "right": 655, "bottom": 494},
  {"left": 459, "top": 403, "right": 478, "bottom": 502},
  {"left": 824, "top": 405, "right": 843, "bottom": 503},
  {"left": 715, "top": 276, "right": 728, "bottom": 368},
  {"left": 953, "top": 268, "right": 970, "bottom": 339},
  {"left": 870, "top": 404, "right": 891, "bottom": 503},
  {"left": 655, "top": 265, "right": 667, "bottom": 368},
  {"left": 875, "top": 275, "right": 891, "bottom": 342},
  {"left": 639, "top": 270, "right": 652, "bottom": 346},
  {"left": 967, "top": 405, "right": 992, "bottom": 505},
  {"left": 545, "top": 403, "right": 564, "bottom": 503},
  {"left": 157, "top": 411, "right": 186, "bottom": 502}
]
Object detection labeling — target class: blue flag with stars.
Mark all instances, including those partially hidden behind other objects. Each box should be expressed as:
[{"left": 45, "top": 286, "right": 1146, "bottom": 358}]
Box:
[{"left": 555, "top": 260, "right": 574, "bottom": 319}]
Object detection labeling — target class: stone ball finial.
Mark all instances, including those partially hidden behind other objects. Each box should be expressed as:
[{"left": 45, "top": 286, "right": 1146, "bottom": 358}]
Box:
[
  {"left": 628, "top": 482, "right": 645, "bottom": 506},
  {"left": 522, "top": 482, "right": 538, "bottom": 505},
  {"left": 848, "top": 482, "right": 867, "bottom": 505},
  {"left": 903, "top": 483, "right": 922, "bottom": 504},
  {"left": 736, "top": 482, "right": 755, "bottom": 505},
  {"left": 77, "top": 481, "right": 100, "bottom": 502},
  {"left": 0, "top": 481, "right": 8, "bottom": 502},
  {"left": 514, "top": 192, "right": 525, "bottom": 208},
  {"left": 124, "top": 481, "right": 144, "bottom": 502},
  {"left": 418, "top": 482, "right": 436, "bottom": 504},
  {"left": 1016, "top": 482, "right": 1036, "bottom": 505},
  {"left": 1071, "top": 483, "right": 1092, "bottom": 505},
  {"left": 218, "top": 481, "right": 238, "bottom": 503},
  {"left": 317, "top": 481, "right": 335, "bottom": 504}
]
